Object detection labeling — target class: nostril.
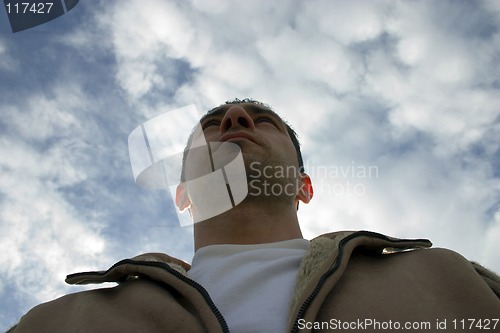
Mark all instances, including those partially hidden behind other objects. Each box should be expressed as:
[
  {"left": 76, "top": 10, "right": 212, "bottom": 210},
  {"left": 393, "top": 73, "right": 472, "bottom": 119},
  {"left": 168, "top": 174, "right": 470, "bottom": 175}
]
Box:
[
  {"left": 238, "top": 117, "right": 249, "bottom": 128},
  {"left": 220, "top": 106, "right": 255, "bottom": 133}
]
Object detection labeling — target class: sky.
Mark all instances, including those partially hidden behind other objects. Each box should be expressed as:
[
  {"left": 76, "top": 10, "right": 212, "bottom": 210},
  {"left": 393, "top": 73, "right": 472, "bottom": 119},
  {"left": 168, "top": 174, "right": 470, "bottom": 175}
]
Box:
[{"left": 1, "top": 0, "right": 499, "bottom": 330}]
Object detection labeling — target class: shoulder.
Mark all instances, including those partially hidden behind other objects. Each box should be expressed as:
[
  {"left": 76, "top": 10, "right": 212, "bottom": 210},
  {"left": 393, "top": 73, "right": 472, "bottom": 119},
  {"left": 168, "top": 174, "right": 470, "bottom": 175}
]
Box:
[
  {"left": 326, "top": 246, "right": 500, "bottom": 319},
  {"left": 402, "top": 247, "right": 474, "bottom": 272},
  {"left": 13, "top": 278, "right": 196, "bottom": 333},
  {"left": 370, "top": 247, "right": 499, "bottom": 305},
  {"left": 342, "top": 246, "right": 499, "bottom": 301},
  {"left": 396, "top": 247, "right": 495, "bottom": 282},
  {"left": 381, "top": 247, "right": 483, "bottom": 281},
  {"left": 411, "top": 248, "right": 500, "bottom": 298}
]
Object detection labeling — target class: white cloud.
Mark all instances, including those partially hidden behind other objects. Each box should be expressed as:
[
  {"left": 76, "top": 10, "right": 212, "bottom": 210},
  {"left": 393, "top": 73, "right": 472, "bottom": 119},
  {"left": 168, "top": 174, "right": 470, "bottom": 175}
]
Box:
[
  {"left": 256, "top": 27, "right": 363, "bottom": 94},
  {"left": 0, "top": 137, "right": 108, "bottom": 305},
  {"left": 4, "top": 88, "right": 82, "bottom": 142},
  {"left": 98, "top": 0, "right": 499, "bottom": 270},
  {"left": 102, "top": 0, "right": 200, "bottom": 100},
  {"left": 298, "top": 0, "right": 387, "bottom": 45},
  {"left": 1, "top": 0, "right": 499, "bottom": 329},
  {"left": 0, "top": 38, "right": 17, "bottom": 71}
]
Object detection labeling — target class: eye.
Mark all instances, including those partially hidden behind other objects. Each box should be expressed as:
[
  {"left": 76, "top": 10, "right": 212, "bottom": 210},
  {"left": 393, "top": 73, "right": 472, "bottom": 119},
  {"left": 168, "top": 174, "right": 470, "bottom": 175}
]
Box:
[
  {"left": 255, "top": 117, "right": 276, "bottom": 126},
  {"left": 202, "top": 119, "right": 220, "bottom": 130}
]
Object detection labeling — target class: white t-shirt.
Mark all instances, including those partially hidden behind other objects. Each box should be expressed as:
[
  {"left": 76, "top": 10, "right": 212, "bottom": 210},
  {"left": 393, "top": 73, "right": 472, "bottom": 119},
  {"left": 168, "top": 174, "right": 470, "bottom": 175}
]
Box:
[{"left": 189, "top": 238, "right": 310, "bottom": 333}]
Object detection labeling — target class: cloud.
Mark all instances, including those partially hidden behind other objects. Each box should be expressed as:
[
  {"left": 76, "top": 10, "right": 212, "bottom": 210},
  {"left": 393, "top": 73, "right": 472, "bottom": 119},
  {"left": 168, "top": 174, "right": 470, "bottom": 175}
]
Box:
[
  {"left": 94, "top": 0, "right": 499, "bottom": 271},
  {"left": 1, "top": 0, "right": 499, "bottom": 330},
  {"left": 91, "top": 0, "right": 500, "bottom": 262},
  {"left": 298, "top": 0, "right": 387, "bottom": 45},
  {"left": 0, "top": 38, "right": 16, "bottom": 70},
  {"left": 0, "top": 135, "right": 109, "bottom": 325}
]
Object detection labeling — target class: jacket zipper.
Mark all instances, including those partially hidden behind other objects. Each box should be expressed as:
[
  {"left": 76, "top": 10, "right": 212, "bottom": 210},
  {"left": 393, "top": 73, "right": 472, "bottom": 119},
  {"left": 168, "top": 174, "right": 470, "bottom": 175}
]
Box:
[
  {"left": 135, "top": 260, "right": 230, "bottom": 333},
  {"left": 70, "top": 260, "right": 230, "bottom": 333},
  {"left": 290, "top": 231, "right": 431, "bottom": 333}
]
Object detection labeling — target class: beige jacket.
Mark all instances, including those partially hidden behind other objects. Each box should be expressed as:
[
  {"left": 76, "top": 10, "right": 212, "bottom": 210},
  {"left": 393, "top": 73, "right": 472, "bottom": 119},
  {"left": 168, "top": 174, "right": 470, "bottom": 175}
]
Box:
[{"left": 10, "top": 231, "right": 500, "bottom": 332}]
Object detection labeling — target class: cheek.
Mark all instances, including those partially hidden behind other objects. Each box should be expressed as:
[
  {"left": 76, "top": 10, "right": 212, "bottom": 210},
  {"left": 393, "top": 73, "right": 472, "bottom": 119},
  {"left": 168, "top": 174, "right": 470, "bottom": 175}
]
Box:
[
  {"left": 274, "top": 139, "right": 300, "bottom": 163},
  {"left": 202, "top": 128, "right": 220, "bottom": 141},
  {"left": 184, "top": 146, "right": 213, "bottom": 180}
]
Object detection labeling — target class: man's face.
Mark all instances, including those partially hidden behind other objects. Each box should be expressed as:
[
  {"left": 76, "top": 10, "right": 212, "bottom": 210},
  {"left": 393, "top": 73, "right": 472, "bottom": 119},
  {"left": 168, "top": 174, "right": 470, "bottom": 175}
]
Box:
[
  {"left": 176, "top": 103, "right": 311, "bottom": 221},
  {"left": 198, "top": 103, "right": 300, "bottom": 173}
]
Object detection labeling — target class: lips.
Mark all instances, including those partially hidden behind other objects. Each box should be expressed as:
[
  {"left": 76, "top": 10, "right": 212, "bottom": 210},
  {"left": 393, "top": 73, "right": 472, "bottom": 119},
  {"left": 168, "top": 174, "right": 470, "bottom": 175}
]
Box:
[{"left": 220, "top": 132, "right": 256, "bottom": 143}]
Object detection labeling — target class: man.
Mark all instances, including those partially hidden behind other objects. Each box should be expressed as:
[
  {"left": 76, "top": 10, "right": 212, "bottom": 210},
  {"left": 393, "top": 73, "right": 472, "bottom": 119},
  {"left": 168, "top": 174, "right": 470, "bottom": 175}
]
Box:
[{"left": 10, "top": 99, "right": 500, "bottom": 332}]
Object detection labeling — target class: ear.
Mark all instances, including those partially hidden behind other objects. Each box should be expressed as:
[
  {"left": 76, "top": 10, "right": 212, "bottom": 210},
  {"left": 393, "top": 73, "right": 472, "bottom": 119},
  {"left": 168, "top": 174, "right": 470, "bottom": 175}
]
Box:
[
  {"left": 176, "top": 183, "right": 191, "bottom": 212},
  {"left": 297, "top": 173, "right": 313, "bottom": 204}
]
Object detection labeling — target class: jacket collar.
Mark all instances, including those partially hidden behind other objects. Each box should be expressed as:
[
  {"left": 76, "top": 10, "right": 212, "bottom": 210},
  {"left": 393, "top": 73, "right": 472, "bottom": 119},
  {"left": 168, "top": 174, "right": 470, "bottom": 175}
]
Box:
[
  {"left": 66, "top": 230, "right": 431, "bottom": 288},
  {"left": 287, "top": 230, "right": 431, "bottom": 332}
]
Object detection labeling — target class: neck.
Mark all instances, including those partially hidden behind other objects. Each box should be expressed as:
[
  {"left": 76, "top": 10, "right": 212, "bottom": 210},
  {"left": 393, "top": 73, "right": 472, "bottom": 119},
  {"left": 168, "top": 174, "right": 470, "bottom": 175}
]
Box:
[{"left": 193, "top": 199, "right": 303, "bottom": 251}]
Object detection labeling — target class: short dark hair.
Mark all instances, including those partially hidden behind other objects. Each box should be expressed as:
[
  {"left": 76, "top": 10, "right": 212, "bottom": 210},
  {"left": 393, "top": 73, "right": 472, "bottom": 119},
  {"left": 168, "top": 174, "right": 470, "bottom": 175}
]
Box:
[{"left": 180, "top": 98, "right": 304, "bottom": 181}]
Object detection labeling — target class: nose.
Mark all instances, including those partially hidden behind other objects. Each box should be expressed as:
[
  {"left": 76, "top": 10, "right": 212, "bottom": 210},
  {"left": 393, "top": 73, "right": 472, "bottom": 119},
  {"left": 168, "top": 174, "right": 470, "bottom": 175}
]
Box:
[{"left": 220, "top": 105, "right": 255, "bottom": 133}]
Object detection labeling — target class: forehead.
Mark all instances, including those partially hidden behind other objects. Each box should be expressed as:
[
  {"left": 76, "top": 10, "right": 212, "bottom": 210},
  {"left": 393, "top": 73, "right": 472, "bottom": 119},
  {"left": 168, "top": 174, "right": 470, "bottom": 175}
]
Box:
[{"left": 199, "top": 103, "right": 284, "bottom": 124}]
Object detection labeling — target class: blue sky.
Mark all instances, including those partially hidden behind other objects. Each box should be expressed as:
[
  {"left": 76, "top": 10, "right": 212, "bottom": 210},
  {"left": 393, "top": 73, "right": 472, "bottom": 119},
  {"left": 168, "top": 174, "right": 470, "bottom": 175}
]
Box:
[{"left": 1, "top": 0, "right": 499, "bottom": 330}]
